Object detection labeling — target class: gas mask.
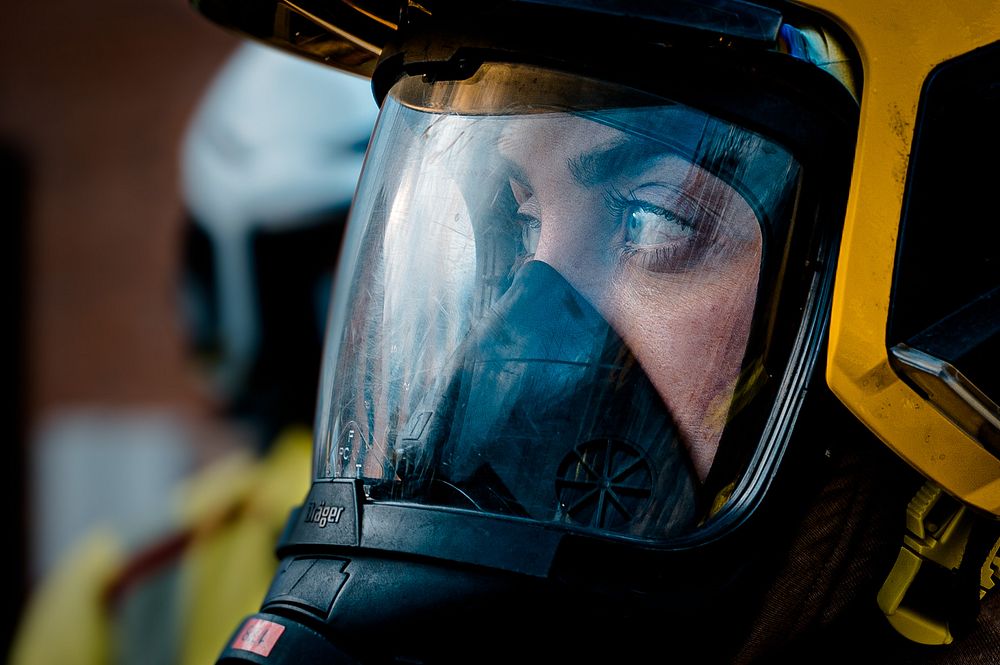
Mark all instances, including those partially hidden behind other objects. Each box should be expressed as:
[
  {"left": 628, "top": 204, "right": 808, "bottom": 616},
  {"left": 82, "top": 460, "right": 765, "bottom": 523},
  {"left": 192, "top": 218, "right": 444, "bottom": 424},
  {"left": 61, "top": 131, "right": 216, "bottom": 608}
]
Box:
[{"left": 211, "top": 53, "right": 860, "bottom": 663}]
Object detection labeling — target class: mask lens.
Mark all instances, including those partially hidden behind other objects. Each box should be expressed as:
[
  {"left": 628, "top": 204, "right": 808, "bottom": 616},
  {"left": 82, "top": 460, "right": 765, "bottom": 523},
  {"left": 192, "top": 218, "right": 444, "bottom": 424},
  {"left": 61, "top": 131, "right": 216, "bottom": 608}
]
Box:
[{"left": 316, "top": 63, "right": 801, "bottom": 542}]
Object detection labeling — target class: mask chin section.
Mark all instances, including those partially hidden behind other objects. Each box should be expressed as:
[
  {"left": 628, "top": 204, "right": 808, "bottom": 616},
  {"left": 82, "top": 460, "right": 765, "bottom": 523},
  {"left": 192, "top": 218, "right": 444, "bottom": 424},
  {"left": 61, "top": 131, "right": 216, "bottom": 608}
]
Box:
[{"left": 220, "top": 551, "right": 722, "bottom": 665}]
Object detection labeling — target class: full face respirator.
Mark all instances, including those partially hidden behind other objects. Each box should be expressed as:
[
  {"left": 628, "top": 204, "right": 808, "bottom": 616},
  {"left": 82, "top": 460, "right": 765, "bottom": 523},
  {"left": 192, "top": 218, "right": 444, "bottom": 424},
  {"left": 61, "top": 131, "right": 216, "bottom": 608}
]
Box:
[{"left": 198, "top": 2, "right": 866, "bottom": 662}]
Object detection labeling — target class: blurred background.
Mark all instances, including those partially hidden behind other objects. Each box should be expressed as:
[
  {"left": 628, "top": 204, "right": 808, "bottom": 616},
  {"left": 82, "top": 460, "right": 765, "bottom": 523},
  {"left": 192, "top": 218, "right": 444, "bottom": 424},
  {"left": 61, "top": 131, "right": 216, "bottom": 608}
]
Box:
[{"left": 1, "top": 0, "right": 241, "bottom": 658}]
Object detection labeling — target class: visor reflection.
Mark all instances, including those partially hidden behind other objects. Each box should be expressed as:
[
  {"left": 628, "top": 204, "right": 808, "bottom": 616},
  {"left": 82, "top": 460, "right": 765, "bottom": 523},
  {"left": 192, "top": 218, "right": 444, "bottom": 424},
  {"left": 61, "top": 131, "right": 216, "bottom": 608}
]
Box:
[{"left": 320, "top": 64, "right": 801, "bottom": 541}]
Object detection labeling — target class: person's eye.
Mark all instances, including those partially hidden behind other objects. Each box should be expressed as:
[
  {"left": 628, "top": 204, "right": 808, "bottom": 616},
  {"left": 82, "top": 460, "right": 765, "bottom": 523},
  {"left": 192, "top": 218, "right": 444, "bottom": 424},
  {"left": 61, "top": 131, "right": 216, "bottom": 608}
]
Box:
[
  {"left": 510, "top": 177, "right": 541, "bottom": 254},
  {"left": 606, "top": 186, "right": 710, "bottom": 272},
  {"left": 518, "top": 212, "right": 541, "bottom": 254},
  {"left": 623, "top": 202, "right": 695, "bottom": 247}
]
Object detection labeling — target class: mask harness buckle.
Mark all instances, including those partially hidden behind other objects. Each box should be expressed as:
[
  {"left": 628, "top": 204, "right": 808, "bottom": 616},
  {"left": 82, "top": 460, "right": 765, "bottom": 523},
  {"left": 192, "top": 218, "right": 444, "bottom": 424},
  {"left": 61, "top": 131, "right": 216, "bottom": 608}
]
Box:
[{"left": 877, "top": 481, "right": 1000, "bottom": 645}]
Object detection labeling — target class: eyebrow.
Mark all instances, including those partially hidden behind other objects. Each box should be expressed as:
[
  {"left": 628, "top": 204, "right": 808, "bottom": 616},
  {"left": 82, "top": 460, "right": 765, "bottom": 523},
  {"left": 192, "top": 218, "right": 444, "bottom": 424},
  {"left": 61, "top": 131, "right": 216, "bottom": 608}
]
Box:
[{"left": 568, "top": 134, "right": 680, "bottom": 187}]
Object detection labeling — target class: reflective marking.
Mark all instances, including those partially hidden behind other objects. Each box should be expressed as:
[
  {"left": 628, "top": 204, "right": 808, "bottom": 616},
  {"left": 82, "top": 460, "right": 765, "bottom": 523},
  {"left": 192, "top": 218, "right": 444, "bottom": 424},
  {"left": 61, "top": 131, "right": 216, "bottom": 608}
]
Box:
[{"left": 231, "top": 618, "right": 285, "bottom": 657}]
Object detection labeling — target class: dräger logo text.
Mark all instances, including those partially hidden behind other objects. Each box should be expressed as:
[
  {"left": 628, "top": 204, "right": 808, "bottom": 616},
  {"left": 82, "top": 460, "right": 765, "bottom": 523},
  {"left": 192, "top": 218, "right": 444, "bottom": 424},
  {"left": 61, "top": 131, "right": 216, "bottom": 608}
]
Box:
[{"left": 304, "top": 502, "right": 346, "bottom": 527}]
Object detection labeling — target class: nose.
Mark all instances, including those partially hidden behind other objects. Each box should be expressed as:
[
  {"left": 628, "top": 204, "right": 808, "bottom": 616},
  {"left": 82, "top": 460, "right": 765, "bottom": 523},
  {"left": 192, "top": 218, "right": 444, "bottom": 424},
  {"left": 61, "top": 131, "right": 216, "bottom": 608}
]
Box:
[{"left": 532, "top": 204, "right": 620, "bottom": 313}]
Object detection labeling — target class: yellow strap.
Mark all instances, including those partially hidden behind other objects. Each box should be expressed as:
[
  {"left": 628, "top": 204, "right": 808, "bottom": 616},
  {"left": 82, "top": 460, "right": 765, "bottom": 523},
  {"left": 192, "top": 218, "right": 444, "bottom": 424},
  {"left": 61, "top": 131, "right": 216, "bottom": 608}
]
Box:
[
  {"left": 878, "top": 481, "right": 1000, "bottom": 645},
  {"left": 980, "top": 534, "right": 1000, "bottom": 597}
]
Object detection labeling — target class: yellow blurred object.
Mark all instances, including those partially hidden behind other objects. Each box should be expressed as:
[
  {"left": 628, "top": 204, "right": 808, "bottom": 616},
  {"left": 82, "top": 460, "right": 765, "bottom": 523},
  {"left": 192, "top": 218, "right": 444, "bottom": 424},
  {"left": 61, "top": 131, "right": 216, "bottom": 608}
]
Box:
[
  {"left": 177, "top": 428, "right": 312, "bottom": 665},
  {"left": 9, "top": 428, "right": 312, "bottom": 665},
  {"left": 9, "top": 528, "right": 123, "bottom": 665}
]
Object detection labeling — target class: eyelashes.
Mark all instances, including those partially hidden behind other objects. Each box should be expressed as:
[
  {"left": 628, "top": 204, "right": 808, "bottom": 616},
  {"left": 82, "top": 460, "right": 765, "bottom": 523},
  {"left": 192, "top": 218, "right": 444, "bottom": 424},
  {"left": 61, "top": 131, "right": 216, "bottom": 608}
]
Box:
[
  {"left": 604, "top": 186, "right": 695, "bottom": 243},
  {"left": 604, "top": 185, "right": 720, "bottom": 273}
]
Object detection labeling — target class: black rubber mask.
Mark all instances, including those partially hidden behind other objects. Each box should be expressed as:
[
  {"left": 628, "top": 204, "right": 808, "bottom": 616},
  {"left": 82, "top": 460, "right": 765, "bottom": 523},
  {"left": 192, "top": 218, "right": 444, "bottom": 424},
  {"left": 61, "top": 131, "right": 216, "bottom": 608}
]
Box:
[{"left": 394, "top": 259, "right": 700, "bottom": 536}]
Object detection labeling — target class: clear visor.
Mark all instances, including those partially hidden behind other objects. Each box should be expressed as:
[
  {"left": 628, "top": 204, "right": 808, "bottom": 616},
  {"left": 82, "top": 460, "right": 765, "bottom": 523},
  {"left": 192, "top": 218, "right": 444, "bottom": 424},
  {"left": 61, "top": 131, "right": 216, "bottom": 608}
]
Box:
[{"left": 316, "top": 63, "right": 801, "bottom": 541}]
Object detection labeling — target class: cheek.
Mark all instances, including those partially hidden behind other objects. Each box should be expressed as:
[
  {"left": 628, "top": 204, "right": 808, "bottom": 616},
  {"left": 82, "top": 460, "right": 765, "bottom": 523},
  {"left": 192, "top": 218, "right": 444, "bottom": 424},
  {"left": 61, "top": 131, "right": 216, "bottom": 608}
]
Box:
[
  {"left": 613, "top": 278, "right": 756, "bottom": 391},
  {"left": 604, "top": 248, "right": 762, "bottom": 472},
  {"left": 610, "top": 247, "right": 761, "bottom": 372}
]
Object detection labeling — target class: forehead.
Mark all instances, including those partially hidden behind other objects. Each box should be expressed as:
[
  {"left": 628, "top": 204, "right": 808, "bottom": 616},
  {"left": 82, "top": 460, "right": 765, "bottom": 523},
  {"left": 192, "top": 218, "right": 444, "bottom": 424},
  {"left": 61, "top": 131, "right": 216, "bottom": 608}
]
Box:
[
  {"left": 497, "top": 113, "right": 623, "bottom": 168},
  {"left": 495, "top": 112, "right": 745, "bottom": 211}
]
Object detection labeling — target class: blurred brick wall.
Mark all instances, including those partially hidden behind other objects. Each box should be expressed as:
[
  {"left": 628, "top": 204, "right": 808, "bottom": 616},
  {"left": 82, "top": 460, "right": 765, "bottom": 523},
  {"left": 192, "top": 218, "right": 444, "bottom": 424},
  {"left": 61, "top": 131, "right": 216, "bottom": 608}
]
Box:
[
  {"left": 1, "top": 1, "right": 238, "bottom": 413},
  {"left": 0, "top": 0, "right": 239, "bottom": 655}
]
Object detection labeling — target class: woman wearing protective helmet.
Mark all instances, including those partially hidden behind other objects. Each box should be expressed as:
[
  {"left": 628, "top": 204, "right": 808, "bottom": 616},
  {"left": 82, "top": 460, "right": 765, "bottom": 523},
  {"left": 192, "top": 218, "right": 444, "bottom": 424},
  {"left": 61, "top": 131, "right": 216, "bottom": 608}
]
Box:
[{"left": 191, "top": 1, "right": 1000, "bottom": 663}]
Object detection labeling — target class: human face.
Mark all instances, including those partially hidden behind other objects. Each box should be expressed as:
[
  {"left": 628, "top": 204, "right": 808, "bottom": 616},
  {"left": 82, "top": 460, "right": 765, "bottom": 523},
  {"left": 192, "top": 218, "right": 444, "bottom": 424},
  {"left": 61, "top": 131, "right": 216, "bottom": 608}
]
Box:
[{"left": 499, "top": 115, "right": 762, "bottom": 480}]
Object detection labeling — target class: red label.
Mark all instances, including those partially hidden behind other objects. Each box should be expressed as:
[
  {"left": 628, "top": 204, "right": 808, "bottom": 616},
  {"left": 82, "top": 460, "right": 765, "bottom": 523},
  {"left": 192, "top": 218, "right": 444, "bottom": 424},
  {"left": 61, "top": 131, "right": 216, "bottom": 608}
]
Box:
[{"left": 231, "top": 618, "right": 286, "bottom": 657}]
